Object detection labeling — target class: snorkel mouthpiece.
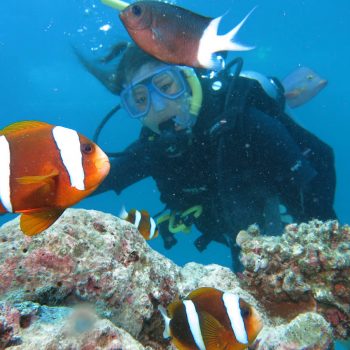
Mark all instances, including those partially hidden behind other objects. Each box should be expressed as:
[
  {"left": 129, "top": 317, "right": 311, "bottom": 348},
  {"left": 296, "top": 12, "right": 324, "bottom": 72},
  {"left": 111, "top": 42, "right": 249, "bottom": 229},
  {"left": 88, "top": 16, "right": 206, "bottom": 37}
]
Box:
[
  {"left": 159, "top": 118, "right": 176, "bottom": 133},
  {"left": 173, "top": 112, "right": 196, "bottom": 130}
]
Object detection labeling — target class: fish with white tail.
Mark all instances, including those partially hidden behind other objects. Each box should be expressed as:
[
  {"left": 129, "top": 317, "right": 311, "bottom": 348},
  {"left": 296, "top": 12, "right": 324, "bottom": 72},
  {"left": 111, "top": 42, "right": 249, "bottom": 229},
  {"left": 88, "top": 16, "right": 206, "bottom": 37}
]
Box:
[{"left": 119, "top": 1, "right": 255, "bottom": 71}]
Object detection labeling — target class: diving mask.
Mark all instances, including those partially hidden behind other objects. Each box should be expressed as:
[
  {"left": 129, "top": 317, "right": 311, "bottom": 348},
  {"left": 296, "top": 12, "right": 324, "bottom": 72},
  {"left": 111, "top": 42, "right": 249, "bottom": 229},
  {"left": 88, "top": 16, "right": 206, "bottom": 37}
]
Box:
[{"left": 120, "top": 66, "right": 188, "bottom": 120}]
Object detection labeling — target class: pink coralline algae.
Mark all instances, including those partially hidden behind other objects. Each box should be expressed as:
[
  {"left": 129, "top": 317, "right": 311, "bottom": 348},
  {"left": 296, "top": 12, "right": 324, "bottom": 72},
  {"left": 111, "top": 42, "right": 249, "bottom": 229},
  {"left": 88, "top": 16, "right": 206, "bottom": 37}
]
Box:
[
  {"left": 237, "top": 220, "right": 350, "bottom": 339},
  {"left": 23, "top": 248, "right": 75, "bottom": 275},
  {"left": 0, "top": 257, "right": 20, "bottom": 295}
]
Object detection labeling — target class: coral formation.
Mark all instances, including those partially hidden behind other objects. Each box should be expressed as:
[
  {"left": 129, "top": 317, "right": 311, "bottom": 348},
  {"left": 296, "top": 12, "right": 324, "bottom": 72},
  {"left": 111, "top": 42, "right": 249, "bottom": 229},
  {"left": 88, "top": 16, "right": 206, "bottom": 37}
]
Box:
[
  {"left": 0, "top": 301, "right": 146, "bottom": 349},
  {"left": 237, "top": 220, "right": 350, "bottom": 339},
  {"left": 0, "top": 209, "right": 339, "bottom": 349}
]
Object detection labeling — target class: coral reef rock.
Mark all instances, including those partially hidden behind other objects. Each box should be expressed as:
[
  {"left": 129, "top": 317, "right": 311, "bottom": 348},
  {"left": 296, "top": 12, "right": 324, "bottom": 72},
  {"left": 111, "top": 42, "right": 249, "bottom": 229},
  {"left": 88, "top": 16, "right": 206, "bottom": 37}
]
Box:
[
  {"left": 252, "top": 312, "right": 332, "bottom": 350},
  {"left": 237, "top": 220, "right": 350, "bottom": 339},
  {"left": 0, "top": 209, "right": 335, "bottom": 349},
  {"left": 0, "top": 301, "right": 145, "bottom": 349}
]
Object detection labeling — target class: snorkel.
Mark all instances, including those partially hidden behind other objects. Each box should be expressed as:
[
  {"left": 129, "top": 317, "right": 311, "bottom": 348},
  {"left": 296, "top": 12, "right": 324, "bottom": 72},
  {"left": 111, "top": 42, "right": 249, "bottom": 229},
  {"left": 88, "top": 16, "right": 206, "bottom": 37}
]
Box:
[{"left": 101, "top": 0, "right": 128, "bottom": 11}]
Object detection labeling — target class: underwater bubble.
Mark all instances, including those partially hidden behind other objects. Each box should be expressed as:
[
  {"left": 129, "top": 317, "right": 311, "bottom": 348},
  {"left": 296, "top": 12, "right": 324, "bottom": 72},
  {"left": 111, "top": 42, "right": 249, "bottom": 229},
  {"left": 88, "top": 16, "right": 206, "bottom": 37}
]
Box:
[
  {"left": 99, "top": 24, "right": 112, "bottom": 32},
  {"left": 90, "top": 44, "right": 103, "bottom": 52}
]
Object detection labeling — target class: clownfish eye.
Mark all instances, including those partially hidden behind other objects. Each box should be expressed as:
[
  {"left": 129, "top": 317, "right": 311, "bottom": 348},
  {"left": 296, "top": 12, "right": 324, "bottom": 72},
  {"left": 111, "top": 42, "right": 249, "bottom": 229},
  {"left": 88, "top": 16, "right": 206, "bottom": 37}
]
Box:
[
  {"left": 81, "top": 143, "right": 94, "bottom": 154},
  {"left": 240, "top": 306, "right": 251, "bottom": 319},
  {"left": 132, "top": 5, "right": 142, "bottom": 16}
]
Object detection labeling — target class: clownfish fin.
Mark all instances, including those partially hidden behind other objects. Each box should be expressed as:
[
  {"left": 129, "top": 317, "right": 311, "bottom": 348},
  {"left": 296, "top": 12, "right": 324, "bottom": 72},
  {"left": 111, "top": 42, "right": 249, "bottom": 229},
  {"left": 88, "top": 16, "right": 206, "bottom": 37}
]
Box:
[
  {"left": 199, "top": 311, "right": 227, "bottom": 350},
  {"left": 0, "top": 121, "right": 51, "bottom": 135},
  {"left": 119, "top": 205, "right": 129, "bottom": 220},
  {"left": 20, "top": 209, "right": 65, "bottom": 236},
  {"left": 16, "top": 170, "right": 59, "bottom": 186},
  {"left": 158, "top": 305, "right": 171, "bottom": 339}
]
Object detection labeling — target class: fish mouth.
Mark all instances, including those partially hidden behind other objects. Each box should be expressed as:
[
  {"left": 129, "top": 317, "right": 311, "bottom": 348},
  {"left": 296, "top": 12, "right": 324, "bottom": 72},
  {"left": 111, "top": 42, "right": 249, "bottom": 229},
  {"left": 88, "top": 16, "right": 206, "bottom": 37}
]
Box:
[{"left": 319, "top": 79, "right": 328, "bottom": 87}]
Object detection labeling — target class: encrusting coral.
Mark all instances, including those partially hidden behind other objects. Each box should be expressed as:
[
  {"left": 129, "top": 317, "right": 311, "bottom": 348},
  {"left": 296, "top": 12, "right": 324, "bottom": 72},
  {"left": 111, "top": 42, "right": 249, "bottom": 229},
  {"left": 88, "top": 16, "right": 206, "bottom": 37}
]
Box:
[
  {"left": 237, "top": 220, "right": 350, "bottom": 339},
  {"left": 0, "top": 209, "right": 339, "bottom": 349}
]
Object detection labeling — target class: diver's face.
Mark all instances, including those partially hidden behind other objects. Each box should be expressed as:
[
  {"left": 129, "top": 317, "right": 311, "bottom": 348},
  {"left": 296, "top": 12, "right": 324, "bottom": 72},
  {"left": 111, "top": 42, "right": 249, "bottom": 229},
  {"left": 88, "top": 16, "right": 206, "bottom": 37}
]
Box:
[{"left": 126, "top": 63, "right": 190, "bottom": 134}]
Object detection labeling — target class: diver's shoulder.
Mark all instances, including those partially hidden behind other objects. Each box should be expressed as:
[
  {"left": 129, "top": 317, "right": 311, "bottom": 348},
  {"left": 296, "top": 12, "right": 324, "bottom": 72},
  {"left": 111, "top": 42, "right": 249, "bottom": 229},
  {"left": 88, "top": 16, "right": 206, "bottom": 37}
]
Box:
[{"left": 238, "top": 70, "right": 284, "bottom": 101}]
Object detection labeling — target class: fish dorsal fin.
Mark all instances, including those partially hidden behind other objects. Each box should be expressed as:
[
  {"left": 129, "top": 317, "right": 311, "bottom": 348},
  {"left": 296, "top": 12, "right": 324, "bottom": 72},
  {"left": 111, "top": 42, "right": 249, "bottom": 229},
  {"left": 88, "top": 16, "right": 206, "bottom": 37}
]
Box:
[
  {"left": 0, "top": 121, "right": 51, "bottom": 135},
  {"left": 199, "top": 311, "right": 227, "bottom": 350},
  {"left": 167, "top": 298, "right": 182, "bottom": 318},
  {"left": 16, "top": 170, "right": 59, "bottom": 186},
  {"left": 187, "top": 287, "right": 217, "bottom": 300},
  {"left": 20, "top": 209, "right": 65, "bottom": 236}
]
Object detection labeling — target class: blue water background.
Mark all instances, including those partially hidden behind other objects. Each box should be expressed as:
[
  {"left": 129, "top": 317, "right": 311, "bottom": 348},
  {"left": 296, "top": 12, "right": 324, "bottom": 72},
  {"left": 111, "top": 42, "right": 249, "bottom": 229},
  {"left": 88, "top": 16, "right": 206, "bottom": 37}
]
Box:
[{"left": 1, "top": 1, "right": 349, "bottom": 348}]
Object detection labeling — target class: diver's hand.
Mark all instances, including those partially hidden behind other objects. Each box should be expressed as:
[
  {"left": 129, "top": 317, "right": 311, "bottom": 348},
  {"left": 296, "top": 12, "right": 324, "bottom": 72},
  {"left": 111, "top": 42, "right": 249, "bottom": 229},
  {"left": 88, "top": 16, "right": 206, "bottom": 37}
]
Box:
[
  {"left": 163, "top": 235, "right": 178, "bottom": 250},
  {"left": 194, "top": 234, "right": 211, "bottom": 252}
]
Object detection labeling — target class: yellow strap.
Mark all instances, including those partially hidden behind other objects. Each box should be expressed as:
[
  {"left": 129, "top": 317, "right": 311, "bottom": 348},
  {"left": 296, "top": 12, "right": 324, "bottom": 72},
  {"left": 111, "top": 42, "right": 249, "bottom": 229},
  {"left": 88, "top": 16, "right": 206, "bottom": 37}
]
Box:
[
  {"left": 157, "top": 213, "right": 171, "bottom": 225},
  {"left": 101, "top": 0, "right": 129, "bottom": 11},
  {"left": 181, "top": 205, "right": 203, "bottom": 219},
  {"left": 156, "top": 205, "right": 203, "bottom": 234},
  {"left": 169, "top": 215, "right": 191, "bottom": 234}
]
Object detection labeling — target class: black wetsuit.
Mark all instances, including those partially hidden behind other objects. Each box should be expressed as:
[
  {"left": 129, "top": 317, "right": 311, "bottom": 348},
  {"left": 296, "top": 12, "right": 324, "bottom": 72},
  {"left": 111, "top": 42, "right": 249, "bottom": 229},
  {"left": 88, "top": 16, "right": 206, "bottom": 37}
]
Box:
[{"left": 97, "top": 74, "right": 337, "bottom": 262}]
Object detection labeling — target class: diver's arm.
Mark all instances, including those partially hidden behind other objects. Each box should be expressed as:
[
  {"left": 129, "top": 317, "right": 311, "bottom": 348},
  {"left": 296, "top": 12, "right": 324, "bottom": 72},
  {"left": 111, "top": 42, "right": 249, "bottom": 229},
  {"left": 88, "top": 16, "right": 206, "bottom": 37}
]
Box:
[
  {"left": 248, "top": 108, "right": 317, "bottom": 188},
  {"left": 93, "top": 140, "right": 152, "bottom": 195}
]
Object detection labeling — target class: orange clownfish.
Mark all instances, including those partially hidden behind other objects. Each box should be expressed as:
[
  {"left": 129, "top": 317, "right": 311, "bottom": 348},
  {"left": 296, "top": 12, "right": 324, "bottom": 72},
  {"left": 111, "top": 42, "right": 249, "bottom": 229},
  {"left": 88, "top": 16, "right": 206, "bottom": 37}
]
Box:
[
  {"left": 0, "top": 121, "right": 110, "bottom": 236},
  {"left": 119, "top": 207, "right": 158, "bottom": 240},
  {"left": 159, "top": 287, "right": 263, "bottom": 350}
]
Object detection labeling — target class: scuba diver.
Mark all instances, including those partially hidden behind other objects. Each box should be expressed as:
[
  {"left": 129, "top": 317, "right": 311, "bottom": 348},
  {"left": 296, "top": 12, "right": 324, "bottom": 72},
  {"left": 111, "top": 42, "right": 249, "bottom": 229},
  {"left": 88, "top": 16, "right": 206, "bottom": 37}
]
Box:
[{"left": 80, "top": 42, "right": 337, "bottom": 270}]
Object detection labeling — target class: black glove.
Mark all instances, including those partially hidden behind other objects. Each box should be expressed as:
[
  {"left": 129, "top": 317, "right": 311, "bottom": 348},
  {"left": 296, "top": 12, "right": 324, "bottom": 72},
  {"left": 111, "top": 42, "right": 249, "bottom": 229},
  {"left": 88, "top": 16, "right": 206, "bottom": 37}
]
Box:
[{"left": 158, "top": 220, "right": 178, "bottom": 250}]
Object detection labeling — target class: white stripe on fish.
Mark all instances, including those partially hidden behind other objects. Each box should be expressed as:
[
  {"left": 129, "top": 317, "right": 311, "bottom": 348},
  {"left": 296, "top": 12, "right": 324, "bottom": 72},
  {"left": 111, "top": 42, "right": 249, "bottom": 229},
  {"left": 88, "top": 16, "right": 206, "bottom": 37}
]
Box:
[
  {"left": 223, "top": 293, "right": 248, "bottom": 344},
  {"left": 0, "top": 135, "right": 13, "bottom": 212},
  {"left": 52, "top": 126, "right": 85, "bottom": 191},
  {"left": 184, "top": 300, "right": 206, "bottom": 350}
]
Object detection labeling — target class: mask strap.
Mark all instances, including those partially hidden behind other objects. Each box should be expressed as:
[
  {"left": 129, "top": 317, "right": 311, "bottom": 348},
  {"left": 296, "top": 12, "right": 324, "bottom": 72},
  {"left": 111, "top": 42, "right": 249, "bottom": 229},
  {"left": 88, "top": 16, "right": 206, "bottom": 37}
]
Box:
[{"left": 93, "top": 104, "right": 126, "bottom": 157}]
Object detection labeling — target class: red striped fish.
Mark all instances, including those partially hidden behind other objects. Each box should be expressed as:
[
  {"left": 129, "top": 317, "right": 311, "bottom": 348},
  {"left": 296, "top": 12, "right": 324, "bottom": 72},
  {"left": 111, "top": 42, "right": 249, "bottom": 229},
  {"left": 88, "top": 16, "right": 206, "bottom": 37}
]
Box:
[{"left": 119, "top": 1, "right": 255, "bottom": 70}]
